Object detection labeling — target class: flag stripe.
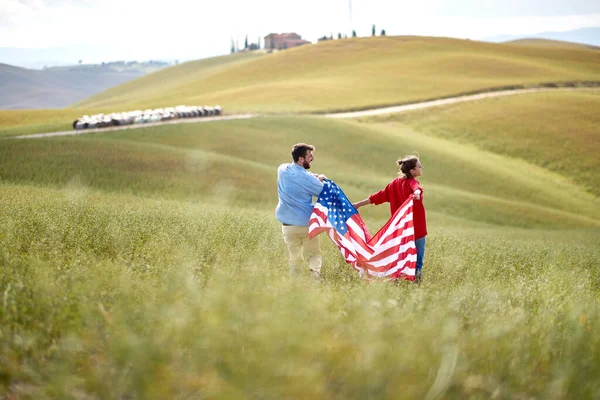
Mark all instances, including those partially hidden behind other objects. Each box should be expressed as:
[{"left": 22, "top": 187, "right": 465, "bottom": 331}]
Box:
[{"left": 309, "top": 180, "right": 417, "bottom": 281}]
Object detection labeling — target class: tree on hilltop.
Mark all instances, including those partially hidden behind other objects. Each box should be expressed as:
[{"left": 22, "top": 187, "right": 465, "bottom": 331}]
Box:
[
  {"left": 381, "top": 29, "right": 386, "bottom": 36},
  {"left": 372, "top": 24, "right": 376, "bottom": 36},
  {"left": 352, "top": 30, "right": 357, "bottom": 37}
]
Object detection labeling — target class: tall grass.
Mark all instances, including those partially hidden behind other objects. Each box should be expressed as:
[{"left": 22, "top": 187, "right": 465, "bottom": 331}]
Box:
[{"left": 1, "top": 183, "right": 599, "bottom": 399}]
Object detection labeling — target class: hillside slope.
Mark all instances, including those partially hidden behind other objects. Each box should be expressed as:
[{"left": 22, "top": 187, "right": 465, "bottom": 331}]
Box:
[
  {"left": 75, "top": 36, "right": 600, "bottom": 113},
  {"left": 504, "top": 38, "right": 599, "bottom": 50},
  {"left": 0, "top": 62, "right": 151, "bottom": 109},
  {"left": 486, "top": 27, "right": 600, "bottom": 47},
  {"left": 1, "top": 116, "right": 598, "bottom": 228},
  {"left": 360, "top": 90, "right": 600, "bottom": 196}
]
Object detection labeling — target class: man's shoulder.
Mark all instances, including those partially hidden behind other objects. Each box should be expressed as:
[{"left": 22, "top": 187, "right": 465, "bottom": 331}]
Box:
[{"left": 278, "top": 163, "right": 292, "bottom": 173}]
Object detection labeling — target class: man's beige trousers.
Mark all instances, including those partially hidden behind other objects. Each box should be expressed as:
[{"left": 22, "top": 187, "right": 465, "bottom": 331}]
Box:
[{"left": 281, "top": 225, "right": 322, "bottom": 276}]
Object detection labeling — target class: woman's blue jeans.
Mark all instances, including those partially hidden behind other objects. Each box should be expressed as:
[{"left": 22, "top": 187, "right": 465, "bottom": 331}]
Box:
[{"left": 415, "top": 237, "right": 426, "bottom": 277}]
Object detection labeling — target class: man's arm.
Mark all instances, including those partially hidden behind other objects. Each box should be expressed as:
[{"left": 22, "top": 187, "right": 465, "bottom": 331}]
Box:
[
  {"left": 305, "top": 173, "right": 325, "bottom": 197},
  {"left": 312, "top": 173, "right": 327, "bottom": 182}
]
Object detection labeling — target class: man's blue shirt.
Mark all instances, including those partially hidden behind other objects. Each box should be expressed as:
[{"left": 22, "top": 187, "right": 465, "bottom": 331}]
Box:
[{"left": 276, "top": 163, "right": 324, "bottom": 226}]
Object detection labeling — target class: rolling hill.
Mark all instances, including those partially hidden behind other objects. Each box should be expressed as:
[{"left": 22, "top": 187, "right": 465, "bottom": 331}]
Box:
[
  {"left": 360, "top": 89, "right": 600, "bottom": 196},
  {"left": 74, "top": 36, "right": 600, "bottom": 113},
  {"left": 1, "top": 114, "right": 598, "bottom": 229},
  {"left": 504, "top": 38, "right": 599, "bottom": 50},
  {"left": 0, "top": 61, "right": 166, "bottom": 109},
  {"left": 485, "top": 27, "right": 600, "bottom": 47},
  {"left": 3, "top": 36, "right": 600, "bottom": 137}
]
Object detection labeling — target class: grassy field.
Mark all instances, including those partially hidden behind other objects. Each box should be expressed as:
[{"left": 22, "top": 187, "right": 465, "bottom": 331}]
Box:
[
  {"left": 75, "top": 36, "right": 600, "bottom": 113},
  {"left": 0, "top": 108, "right": 105, "bottom": 138},
  {"left": 360, "top": 90, "right": 600, "bottom": 196},
  {"left": 1, "top": 116, "right": 598, "bottom": 227},
  {"left": 1, "top": 37, "right": 599, "bottom": 398},
  {"left": 1, "top": 181, "right": 599, "bottom": 399}
]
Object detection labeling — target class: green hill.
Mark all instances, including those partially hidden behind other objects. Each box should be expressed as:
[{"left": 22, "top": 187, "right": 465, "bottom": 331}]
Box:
[
  {"left": 73, "top": 51, "right": 265, "bottom": 110},
  {"left": 1, "top": 115, "right": 598, "bottom": 229},
  {"left": 3, "top": 36, "right": 600, "bottom": 137},
  {"left": 360, "top": 90, "right": 600, "bottom": 196},
  {"left": 75, "top": 36, "right": 600, "bottom": 113}
]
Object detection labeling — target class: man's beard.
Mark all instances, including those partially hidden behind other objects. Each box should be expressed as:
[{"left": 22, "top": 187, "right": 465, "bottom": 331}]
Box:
[{"left": 303, "top": 160, "right": 310, "bottom": 169}]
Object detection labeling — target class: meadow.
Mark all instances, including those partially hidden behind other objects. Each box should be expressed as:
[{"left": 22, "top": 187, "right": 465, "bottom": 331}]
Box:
[
  {"left": 1, "top": 182, "right": 599, "bottom": 399},
  {"left": 1, "top": 37, "right": 599, "bottom": 399},
  {"left": 1, "top": 110, "right": 599, "bottom": 398},
  {"left": 360, "top": 89, "right": 600, "bottom": 196}
]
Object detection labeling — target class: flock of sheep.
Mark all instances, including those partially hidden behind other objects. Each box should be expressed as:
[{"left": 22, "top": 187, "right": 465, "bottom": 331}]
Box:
[{"left": 72, "top": 105, "right": 223, "bottom": 130}]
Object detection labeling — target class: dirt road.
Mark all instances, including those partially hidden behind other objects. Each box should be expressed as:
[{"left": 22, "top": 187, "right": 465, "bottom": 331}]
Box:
[{"left": 14, "top": 87, "right": 598, "bottom": 139}]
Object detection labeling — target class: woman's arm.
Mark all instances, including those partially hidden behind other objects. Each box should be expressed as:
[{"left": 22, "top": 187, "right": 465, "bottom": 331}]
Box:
[
  {"left": 352, "top": 198, "right": 371, "bottom": 209},
  {"left": 413, "top": 189, "right": 422, "bottom": 200}
]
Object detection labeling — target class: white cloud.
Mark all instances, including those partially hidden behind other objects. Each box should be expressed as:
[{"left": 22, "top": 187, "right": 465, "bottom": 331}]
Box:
[
  {"left": 0, "top": 0, "right": 33, "bottom": 17},
  {"left": 1, "top": 0, "right": 599, "bottom": 63}
]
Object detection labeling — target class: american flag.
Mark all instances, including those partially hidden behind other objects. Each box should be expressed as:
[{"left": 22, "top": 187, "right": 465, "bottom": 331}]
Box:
[{"left": 309, "top": 180, "right": 416, "bottom": 280}]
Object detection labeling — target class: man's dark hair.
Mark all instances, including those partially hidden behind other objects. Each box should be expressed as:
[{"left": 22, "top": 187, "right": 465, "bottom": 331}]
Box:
[{"left": 291, "top": 143, "right": 315, "bottom": 162}]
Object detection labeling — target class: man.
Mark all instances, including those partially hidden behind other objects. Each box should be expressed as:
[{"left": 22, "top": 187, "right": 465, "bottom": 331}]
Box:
[{"left": 276, "top": 143, "right": 327, "bottom": 279}]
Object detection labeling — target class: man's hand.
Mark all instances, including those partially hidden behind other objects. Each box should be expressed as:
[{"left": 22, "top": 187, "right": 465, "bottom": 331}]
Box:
[{"left": 317, "top": 174, "right": 327, "bottom": 182}]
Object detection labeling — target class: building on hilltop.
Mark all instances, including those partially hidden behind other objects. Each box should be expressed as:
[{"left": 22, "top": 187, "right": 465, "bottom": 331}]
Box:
[{"left": 264, "top": 33, "right": 311, "bottom": 50}]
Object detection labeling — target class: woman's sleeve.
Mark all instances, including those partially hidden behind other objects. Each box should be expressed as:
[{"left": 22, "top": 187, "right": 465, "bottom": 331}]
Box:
[
  {"left": 369, "top": 183, "right": 390, "bottom": 205},
  {"left": 409, "top": 179, "right": 423, "bottom": 193}
]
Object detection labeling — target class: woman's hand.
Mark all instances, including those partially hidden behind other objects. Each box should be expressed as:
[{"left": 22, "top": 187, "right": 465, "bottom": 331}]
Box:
[{"left": 352, "top": 199, "right": 370, "bottom": 209}]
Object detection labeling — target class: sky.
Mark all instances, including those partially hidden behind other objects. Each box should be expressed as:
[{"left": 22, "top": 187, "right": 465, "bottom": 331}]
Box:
[{"left": 1, "top": 0, "right": 599, "bottom": 65}]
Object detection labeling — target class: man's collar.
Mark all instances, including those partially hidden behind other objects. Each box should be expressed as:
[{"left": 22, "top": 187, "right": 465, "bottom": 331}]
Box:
[{"left": 291, "top": 162, "right": 305, "bottom": 171}]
